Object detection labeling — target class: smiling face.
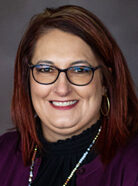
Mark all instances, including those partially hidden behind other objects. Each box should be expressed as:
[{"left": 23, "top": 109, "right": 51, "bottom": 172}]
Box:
[{"left": 30, "top": 29, "right": 105, "bottom": 142}]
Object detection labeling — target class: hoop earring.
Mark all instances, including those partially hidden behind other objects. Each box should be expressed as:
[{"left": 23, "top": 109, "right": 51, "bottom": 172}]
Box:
[{"left": 101, "top": 95, "right": 110, "bottom": 116}]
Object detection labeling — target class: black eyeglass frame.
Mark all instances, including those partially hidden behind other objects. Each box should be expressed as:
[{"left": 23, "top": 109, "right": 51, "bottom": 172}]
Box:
[{"left": 28, "top": 64, "right": 101, "bottom": 86}]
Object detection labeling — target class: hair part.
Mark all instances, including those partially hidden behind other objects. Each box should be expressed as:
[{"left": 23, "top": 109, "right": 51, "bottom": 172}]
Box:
[{"left": 11, "top": 5, "right": 138, "bottom": 165}]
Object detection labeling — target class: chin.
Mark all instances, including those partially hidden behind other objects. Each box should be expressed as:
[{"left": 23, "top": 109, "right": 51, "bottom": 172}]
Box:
[{"left": 52, "top": 121, "right": 77, "bottom": 129}]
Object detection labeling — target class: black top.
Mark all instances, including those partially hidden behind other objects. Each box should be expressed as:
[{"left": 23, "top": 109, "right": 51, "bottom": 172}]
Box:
[{"left": 32, "top": 120, "right": 101, "bottom": 186}]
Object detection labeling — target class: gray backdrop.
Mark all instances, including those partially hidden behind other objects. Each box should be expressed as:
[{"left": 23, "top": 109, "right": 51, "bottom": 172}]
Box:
[{"left": 0, "top": 0, "right": 138, "bottom": 135}]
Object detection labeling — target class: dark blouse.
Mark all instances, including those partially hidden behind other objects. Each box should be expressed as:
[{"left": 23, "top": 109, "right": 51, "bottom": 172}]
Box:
[{"left": 32, "top": 120, "right": 101, "bottom": 186}]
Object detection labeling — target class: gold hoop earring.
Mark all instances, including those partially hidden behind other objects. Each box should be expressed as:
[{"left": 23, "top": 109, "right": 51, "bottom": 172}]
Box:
[{"left": 101, "top": 95, "right": 110, "bottom": 116}]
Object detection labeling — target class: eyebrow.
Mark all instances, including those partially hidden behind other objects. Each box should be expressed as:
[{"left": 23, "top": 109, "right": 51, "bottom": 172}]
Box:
[
  {"left": 71, "top": 60, "right": 91, "bottom": 66},
  {"left": 35, "top": 60, "right": 91, "bottom": 66},
  {"left": 36, "top": 60, "right": 54, "bottom": 65}
]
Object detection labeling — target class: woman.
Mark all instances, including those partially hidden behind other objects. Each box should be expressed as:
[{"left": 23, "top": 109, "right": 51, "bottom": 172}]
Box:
[{"left": 0, "top": 5, "right": 137, "bottom": 186}]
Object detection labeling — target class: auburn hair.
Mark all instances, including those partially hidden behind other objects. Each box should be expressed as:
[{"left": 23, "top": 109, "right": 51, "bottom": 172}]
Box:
[{"left": 11, "top": 5, "right": 138, "bottom": 165}]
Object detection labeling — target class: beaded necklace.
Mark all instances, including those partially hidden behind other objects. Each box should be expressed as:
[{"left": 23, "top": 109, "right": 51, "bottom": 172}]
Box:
[{"left": 28, "top": 126, "right": 101, "bottom": 186}]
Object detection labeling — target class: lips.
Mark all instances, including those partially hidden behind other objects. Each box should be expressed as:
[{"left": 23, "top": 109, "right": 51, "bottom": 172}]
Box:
[{"left": 49, "top": 100, "right": 78, "bottom": 110}]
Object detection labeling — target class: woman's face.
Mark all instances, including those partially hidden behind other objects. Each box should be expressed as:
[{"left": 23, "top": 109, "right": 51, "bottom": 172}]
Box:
[{"left": 30, "top": 29, "right": 105, "bottom": 142}]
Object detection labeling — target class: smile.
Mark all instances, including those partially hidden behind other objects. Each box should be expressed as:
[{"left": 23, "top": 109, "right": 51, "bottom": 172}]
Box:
[
  {"left": 52, "top": 100, "right": 77, "bottom": 106},
  {"left": 50, "top": 100, "right": 78, "bottom": 110}
]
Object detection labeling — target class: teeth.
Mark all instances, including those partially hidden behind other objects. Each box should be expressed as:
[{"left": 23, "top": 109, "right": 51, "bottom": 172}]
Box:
[{"left": 52, "top": 100, "right": 77, "bottom": 106}]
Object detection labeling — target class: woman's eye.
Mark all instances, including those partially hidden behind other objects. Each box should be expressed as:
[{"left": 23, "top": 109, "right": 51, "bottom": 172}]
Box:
[
  {"left": 71, "top": 66, "right": 91, "bottom": 73},
  {"left": 36, "top": 66, "right": 53, "bottom": 73}
]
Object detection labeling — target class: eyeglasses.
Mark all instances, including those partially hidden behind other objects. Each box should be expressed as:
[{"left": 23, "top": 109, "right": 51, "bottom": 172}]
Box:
[{"left": 29, "top": 64, "right": 101, "bottom": 86}]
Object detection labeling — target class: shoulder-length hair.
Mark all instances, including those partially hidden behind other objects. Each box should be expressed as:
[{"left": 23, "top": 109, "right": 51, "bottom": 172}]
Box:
[{"left": 11, "top": 5, "right": 138, "bottom": 165}]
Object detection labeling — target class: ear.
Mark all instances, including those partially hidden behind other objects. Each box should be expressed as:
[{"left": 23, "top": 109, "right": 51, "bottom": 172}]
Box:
[{"left": 102, "top": 86, "right": 107, "bottom": 96}]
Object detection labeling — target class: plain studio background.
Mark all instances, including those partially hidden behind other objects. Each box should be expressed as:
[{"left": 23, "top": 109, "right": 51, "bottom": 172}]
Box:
[{"left": 0, "top": 0, "right": 138, "bottom": 135}]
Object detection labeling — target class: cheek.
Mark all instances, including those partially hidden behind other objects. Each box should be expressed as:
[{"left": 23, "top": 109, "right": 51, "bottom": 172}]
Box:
[
  {"left": 80, "top": 79, "right": 104, "bottom": 115},
  {"left": 30, "top": 77, "right": 50, "bottom": 102},
  {"left": 79, "top": 82, "right": 104, "bottom": 100},
  {"left": 87, "top": 84, "right": 103, "bottom": 114}
]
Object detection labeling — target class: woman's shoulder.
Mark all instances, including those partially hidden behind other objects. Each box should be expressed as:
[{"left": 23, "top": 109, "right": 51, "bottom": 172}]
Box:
[
  {"left": 0, "top": 130, "right": 19, "bottom": 143},
  {"left": 106, "top": 135, "right": 138, "bottom": 170},
  {"left": 121, "top": 135, "right": 138, "bottom": 161},
  {"left": 0, "top": 131, "right": 20, "bottom": 154},
  {"left": 102, "top": 135, "right": 138, "bottom": 186},
  {"left": 120, "top": 135, "right": 138, "bottom": 170},
  {"left": 0, "top": 131, "right": 30, "bottom": 185},
  {"left": 78, "top": 136, "right": 138, "bottom": 186}
]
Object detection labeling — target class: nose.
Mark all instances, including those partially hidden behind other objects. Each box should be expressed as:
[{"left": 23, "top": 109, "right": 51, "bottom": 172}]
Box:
[{"left": 53, "top": 72, "right": 72, "bottom": 97}]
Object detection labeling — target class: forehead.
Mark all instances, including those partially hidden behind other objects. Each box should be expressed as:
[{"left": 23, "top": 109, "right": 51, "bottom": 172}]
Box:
[{"left": 32, "top": 29, "right": 99, "bottom": 67}]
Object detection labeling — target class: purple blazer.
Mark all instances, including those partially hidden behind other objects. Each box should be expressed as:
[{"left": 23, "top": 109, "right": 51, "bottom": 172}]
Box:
[{"left": 0, "top": 131, "right": 138, "bottom": 186}]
